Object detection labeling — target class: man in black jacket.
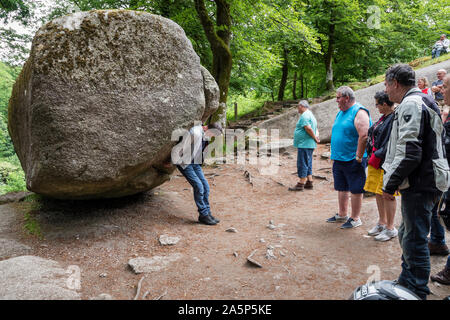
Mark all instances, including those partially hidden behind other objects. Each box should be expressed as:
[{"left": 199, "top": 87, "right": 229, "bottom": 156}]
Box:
[{"left": 382, "top": 64, "right": 450, "bottom": 299}]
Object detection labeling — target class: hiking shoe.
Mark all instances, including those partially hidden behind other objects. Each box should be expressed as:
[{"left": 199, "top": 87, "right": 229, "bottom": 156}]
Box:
[
  {"left": 288, "top": 183, "right": 304, "bottom": 191},
  {"left": 428, "top": 242, "right": 450, "bottom": 256},
  {"left": 340, "top": 218, "right": 362, "bottom": 229},
  {"left": 374, "top": 227, "right": 398, "bottom": 241},
  {"left": 198, "top": 214, "right": 218, "bottom": 225},
  {"left": 304, "top": 181, "right": 313, "bottom": 189},
  {"left": 326, "top": 213, "right": 348, "bottom": 223},
  {"left": 430, "top": 266, "right": 450, "bottom": 285},
  {"left": 368, "top": 223, "right": 385, "bottom": 236}
]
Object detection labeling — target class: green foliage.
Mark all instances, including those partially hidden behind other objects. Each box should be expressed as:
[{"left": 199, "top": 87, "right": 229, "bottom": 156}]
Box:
[
  {"left": 0, "top": 61, "right": 18, "bottom": 158},
  {"left": 227, "top": 93, "right": 269, "bottom": 121},
  {"left": 2, "top": 0, "right": 450, "bottom": 122},
  {"left": 0, "top": 0, "right": 30, "bottom": 23},
  {"left": 23, "top": 210, "right": 42, "bottom": 238},
  {"left": 0, "top": 156, "right": 26, "bottom": 194}
]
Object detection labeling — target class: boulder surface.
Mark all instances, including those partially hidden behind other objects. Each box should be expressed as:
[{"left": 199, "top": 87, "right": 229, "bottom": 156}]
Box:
[
  {"left": 8, "top": 10, "right": 218, "bottom": 199},
  {"left": 0, "top": 255, "right": 81, "bottom": 300}
]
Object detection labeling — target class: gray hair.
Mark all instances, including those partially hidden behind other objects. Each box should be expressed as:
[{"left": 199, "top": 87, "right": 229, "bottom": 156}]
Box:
[
  {"left": 336, "top": 86, "right": 355, "bottom": 100},
  {"left": 298, "top": 100, "right": 310, "bottom": 108},
  {"left": 385, "top": 64, "right": 416, "bottom": 86}
]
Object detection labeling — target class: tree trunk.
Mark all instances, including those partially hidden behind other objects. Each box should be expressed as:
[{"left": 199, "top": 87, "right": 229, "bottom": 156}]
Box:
[
  {"left": 300, "top": 72, "right": 304, "bottom": 98},
  {"left": 324, "top": 20, "right": 335, "bottom": 91},
  {"left": 277, "top": 47, "right": 289, "bottom": 101},
  {"left": 293, "top": 71, "right": 297, "bottom": 100},
  {"left": 194, "top": 0, "right": 232, "bottom": 127}
]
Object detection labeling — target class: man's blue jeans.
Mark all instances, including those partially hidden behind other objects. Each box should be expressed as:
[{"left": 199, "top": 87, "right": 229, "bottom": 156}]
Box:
[
  {"left": 398, "top": 190, "right": 439, "bottom": 300},
  {"left": 297, "top": 148, "right": 314, "bottom": 178},
  {"left": 430, "top": 200, "right": 446, "bottom": 245},
  {"left": 177, "top": 164, "right": 210, "bottom": 217},
  {"left": 432, "top": 48, "right": 442, "bottom": 59}
]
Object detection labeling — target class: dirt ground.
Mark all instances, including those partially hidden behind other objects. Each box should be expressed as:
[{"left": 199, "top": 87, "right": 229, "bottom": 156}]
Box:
[{"left": 2, "top": 143, "right": 450, "bottom": 300}]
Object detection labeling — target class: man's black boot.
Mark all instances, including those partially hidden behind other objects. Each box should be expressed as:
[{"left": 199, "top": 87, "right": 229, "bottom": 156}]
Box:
[
  {"left": 210, "top": 215, "right": 220, "bottom": 223},
  {"left": 198, "top": 214, "right": 217, "bottom": 225}
]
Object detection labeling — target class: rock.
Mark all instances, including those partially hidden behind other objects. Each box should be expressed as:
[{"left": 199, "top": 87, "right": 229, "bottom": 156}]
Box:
[
  {"left": 267, "top": 221, "right": 277, "bottom": 230},
  {"left": 321, "top": 152, "right": 331, "bottom": 159},
  {"left": 99, "top": 273, "right": 107, "bottom": 278},
  {"left": 90, "top": 293, "right": 113, "bottom": 300},
  {"left": 0, "top": 255, "right": 81, "bottom": 299},
  {"left": 200, "top": 66, "right": 220, "bottom": 122},
  {"left": 266, "top": 248, "right": 276, "bottom": 259},
  {"left": 128, "top": 253, "right": 182, "bottom": 274},
  {"left": 258, "top": 139, "right": 294, "bottom": 154},
  {"left": 0, "top": 191, "right": 33, "bottom": 205},
  {"left": 233, "top": 252, "right": 238, "bottom": 258},
  {"left": 158, "top": 234, "right": 181, "bottom": 246},
  {"left": 247, "top": 250, "right": 263, "bottom": 268},
  {"left": 0, "top": 239, "right": 32, "bottom": 260},
  {"left": 0, "top": 204, "right": 19, "bottom": 234},
  {"left": 8, "top": 10, "right": 219, "bottom": 200},
  {"left": 225, "top": 227, "right": 238, "bottom": 233}
]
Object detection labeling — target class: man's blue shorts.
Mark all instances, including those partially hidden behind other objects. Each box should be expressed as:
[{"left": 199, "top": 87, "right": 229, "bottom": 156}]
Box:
[{"left": 333, "top": 158, "right": 367, "bottom": 194}]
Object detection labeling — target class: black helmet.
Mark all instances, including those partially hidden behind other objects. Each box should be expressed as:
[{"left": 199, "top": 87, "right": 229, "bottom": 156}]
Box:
[{"left": 349, "top": 280, "right": 421, "bottom": 300}]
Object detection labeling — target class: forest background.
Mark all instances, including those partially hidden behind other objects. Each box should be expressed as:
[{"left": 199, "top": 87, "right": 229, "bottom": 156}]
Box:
[{"left": 0, "top": 0, "right": 449, "bottom": 194}]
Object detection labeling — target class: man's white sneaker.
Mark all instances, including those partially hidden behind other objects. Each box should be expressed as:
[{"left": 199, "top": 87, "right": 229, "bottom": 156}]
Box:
[
  {"left": 374, "top": 228, "right": 398, "bottom": 242},
  {"left": 368, "top": 223, "right": 385, "bottom": 236}
]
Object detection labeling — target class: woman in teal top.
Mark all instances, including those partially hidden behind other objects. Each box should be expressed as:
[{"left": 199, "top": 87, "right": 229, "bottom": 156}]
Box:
[{"left": 289, "top": 100, "right": 320, "bottom": 191}]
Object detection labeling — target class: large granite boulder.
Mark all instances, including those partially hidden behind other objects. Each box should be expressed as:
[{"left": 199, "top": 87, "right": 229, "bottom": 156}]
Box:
[{"left": 8, "top": 10, "right": 219, "bottom": 199}]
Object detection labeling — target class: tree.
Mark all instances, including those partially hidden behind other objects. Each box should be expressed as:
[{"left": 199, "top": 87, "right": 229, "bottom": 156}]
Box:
[
  {"left": 0, "top": 0, "right": 30, "bottom": 23},
  {"left": 193, "top": 0, "right": 232, "bottom": 126}
]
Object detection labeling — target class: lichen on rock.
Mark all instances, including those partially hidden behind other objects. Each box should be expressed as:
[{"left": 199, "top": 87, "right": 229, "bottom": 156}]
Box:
[{"left": 8, "top": 10, "right": 219, "bottom": 199}]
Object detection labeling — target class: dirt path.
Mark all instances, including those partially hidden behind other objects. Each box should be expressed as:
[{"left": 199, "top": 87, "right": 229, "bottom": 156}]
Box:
[{"left": 1, "top": 144, "right": 449, "bottom": 300}]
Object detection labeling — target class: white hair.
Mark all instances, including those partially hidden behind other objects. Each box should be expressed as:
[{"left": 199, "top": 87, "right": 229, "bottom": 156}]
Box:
[{"left": 336, "top": 86, "right": 355, "bottom": 100}]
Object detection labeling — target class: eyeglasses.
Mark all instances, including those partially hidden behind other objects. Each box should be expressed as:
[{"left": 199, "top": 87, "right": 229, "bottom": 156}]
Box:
[{"left": 336, "top": 96, "right": 346, "bottom": 100}]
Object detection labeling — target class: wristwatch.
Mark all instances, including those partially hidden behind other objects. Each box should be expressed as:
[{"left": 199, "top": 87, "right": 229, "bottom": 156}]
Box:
[{"left": 355, "top": 155, "right": 362, "bottom": 163}]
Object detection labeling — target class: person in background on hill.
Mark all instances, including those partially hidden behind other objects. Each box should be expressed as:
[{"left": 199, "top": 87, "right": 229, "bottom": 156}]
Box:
[
  {"left": 431, "top": 73, "right": 450, "bottom": 286},
  {"left": 382, "top": 63, "right": 450, "bottom": 299},
  {"left": 364, "top": 91, "right": 398, "bottom": 241},
  {"left": 289, "top": 100, "right": 320, "bottom": 191},
  {"left": 169, "top": 122, "right": 223, "bottom": 226},
  {"left": 432, "top": 69, "right": 447, "bottom": 108},
  {"left": 418, "top": 77, "right": 433, "bottom": 97},
  {"left": 326, "top": 86, "right": 372, "bottom": 229},
  {"left": 432, "top": 34, "right": 449, "bottom": 59}
]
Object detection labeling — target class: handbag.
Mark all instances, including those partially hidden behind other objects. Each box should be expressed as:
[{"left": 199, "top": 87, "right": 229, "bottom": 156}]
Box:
[
  {"left": 368, "top": 146, "right": 382, "bottom": 169},
  {"left": 367, "top": 116, "right": 384, "bottom": 169}
]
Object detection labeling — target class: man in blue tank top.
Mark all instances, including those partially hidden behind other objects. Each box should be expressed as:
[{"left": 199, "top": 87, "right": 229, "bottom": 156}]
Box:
[{"left": 326, "top": 86, "right": 372, "bottom": 229}]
